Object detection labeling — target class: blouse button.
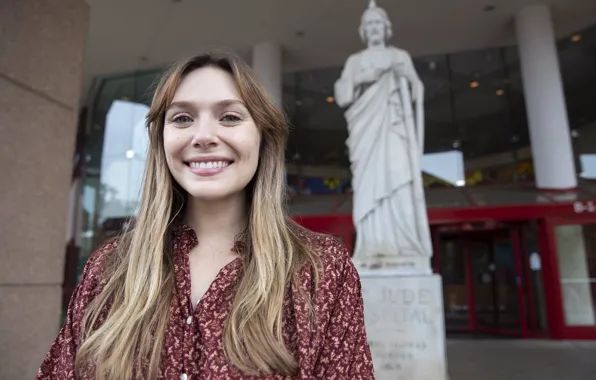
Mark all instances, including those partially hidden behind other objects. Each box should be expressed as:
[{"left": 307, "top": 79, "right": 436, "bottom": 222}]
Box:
[
  {"left": 186, "top": 316, "right": 192, "bottom": 325},
  {"left": 180, "top": 373, "right": 188, "bottom": 380}
]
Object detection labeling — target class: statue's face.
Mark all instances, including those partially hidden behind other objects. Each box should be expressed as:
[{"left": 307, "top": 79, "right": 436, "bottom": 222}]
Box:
[{"left": 362, "top": 10, "right": 386, "bottom": 45}]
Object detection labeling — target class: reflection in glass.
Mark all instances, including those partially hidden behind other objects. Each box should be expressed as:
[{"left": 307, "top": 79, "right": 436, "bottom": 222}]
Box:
[
  {"left": 555, "top": 224, "right": 596, "bottom": 326},
  {"left": 470, "top": 237, "right": 521, "bottom": 332},
  {"left": 580, "top": 154, "right": 596, "bottom": 179},
  {"left": 440, "top": 238, "right": 468, "bottom": 331},
  {"left": 80, "top": 98, "right": 150, "bottom": 261},
  {"left": 421, "top": 150, "right": 465, "bottom": 187},
  {"left": 100, "top": 101, "right": 150, "bottom": 220},
  {"left": 560, "top": 24, "right": 596, "bottom": 178},
  {"left": 283, "top": 46, "right": 533, "bottom": 188}
]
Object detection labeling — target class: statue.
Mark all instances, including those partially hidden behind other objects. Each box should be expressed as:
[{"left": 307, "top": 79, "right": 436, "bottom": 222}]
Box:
[{"left": 335, "top": 0, "right": 432, "bottom": 272}]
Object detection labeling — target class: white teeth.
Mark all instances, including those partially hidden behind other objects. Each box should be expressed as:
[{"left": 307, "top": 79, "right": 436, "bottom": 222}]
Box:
[{"left": 189, "top": 161, "right": 230, "bottom": 169}]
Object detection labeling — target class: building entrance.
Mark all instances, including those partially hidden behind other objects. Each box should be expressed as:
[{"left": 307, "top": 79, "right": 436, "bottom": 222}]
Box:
[{"left": 434, "top": 223, "right": 547, "bottom": 337}]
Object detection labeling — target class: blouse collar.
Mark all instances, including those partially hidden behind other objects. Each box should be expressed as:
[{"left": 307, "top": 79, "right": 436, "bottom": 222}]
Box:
[{"left": 170, "top": 223, "right": 247, "bottom": 256}]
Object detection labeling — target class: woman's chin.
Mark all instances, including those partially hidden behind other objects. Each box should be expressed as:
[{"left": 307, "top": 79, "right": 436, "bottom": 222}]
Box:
[{"left": 185, "top": 188, "right": 244, "bottom": 203}]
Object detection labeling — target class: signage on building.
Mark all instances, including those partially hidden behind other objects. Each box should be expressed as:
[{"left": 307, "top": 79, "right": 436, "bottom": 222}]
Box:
[{"left": 573, "top": 201, "right": 596, "bottom": 213}]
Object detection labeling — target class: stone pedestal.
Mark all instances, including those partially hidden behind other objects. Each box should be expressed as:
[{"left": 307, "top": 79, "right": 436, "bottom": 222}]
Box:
[{"left": 359, "top": 271, "right": 447, "bottom": 380}]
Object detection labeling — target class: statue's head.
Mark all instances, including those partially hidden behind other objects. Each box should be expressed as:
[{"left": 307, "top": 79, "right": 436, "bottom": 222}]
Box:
[{"left": 359, "top": 0, "right": 393, "bottom": 45}]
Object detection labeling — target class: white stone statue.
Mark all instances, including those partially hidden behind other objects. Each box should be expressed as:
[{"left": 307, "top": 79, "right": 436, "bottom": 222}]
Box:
[{"left": 335, "top": 0, "right": 432, "bottom": 272}]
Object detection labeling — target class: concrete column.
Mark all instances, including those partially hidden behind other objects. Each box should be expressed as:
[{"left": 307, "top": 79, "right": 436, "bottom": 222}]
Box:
[
  {"left": 252, "top": 42, "right": 282, "bottom": 108},
  {"left": 0, "top": 0, "right": 88, "bottom": 378},
  {"left": 515, "top": 4, "right": 577, "bottom": 189}
]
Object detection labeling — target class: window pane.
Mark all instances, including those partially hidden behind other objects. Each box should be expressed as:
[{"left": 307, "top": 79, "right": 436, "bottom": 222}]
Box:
[
  {"left": 559, "top": 24, "right": 596, "bottom": 179},
  {"left": 554, "top": 224, "right": 596, "bottom": 326}
]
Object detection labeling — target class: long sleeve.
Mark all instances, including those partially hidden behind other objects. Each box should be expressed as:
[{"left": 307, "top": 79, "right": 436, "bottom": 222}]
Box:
[
  {"left": 312, "top": 243, "right": 375, "bottom": 379},
  {"left": 36, "top": 240, "right": 117, "bottom": 379}
]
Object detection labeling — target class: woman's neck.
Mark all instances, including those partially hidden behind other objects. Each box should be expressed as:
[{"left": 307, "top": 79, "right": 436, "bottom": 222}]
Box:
[{"left": 184, "top": 192, "right": 247, "bottom": 242}]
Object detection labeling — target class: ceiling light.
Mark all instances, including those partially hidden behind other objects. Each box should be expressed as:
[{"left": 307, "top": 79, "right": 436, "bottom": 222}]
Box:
[
  {"left": 326, "top": 96, "right": 335, "bottom": 103},
  {"left": 469, "top": 81, "right": 480, "bottom": 89},
  {"left": 126, "top": 150, "right": 135, "bottom": 159},
  {"left": 571, "top": 34, "right": 581, "bottom": 42},
  {"left": 496, "top": 89, "right": 504, "bottom": 96}
]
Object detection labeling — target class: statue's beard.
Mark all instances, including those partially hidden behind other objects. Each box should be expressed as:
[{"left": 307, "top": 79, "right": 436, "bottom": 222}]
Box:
[{"left": 366, "top": 32, "right": 385, "bottom": 45}]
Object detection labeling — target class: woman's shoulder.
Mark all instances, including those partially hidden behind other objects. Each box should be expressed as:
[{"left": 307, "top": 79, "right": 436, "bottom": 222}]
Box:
[
  {"left": 292, "top": 227, "right": 365, "bottom": 324},
  {"left": 293, "top": 225, "right": 356, "bottom": 280},
  {"left": 77, "top": 237, "right": 120, "bottom": 289}
]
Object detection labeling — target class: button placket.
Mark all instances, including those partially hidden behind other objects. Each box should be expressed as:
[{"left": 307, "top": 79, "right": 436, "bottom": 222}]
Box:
[
  {"left": 192, "top": 300, "right": 204, "bottom": 375},
  {"left": 182, "top": 300, "right": 195, "bottom": 379}
]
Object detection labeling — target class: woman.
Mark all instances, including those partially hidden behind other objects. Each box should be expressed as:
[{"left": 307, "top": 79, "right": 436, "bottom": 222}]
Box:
[{"left": 37, "top": 52, "right": 374, "bottom": 379}]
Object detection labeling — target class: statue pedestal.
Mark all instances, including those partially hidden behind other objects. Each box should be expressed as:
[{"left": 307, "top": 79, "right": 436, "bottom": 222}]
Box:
[{"left": 358, "top": 270, "right": 447, "bottom": 380}]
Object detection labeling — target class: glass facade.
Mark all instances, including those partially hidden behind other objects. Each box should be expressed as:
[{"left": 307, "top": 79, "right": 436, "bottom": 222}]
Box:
[
  {"left": 283, "top": 46, "right": 533, "bottom": 190},
  {"left": 79, "top": 70, "right": 161, "bottom": 270},
  {"left": 559, "top": 24, "right": 596, "bottom": 180}
]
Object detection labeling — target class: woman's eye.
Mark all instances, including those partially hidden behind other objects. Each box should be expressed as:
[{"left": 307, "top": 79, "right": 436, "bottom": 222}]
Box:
[
  {"left": 221, "top": 114, "right": 242, "bottom": 123},
  {"left": 172, "top": 114, "right": 193, "bottom": 124}
]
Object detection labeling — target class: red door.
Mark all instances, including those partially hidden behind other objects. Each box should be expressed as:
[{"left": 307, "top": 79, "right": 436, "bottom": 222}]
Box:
[{"left": 434, "top": 225, "right": 538, "bottom": 337}]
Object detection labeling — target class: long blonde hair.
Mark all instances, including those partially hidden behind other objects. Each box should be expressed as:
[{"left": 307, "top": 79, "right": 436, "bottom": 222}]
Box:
[{"left": 75, "top": 52, "right": 320, "bottom": 379}]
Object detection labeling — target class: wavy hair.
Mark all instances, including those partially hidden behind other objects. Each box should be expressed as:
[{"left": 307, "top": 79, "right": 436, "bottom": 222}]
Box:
[{"left": 75, "top": 51, "right": 320, "bottom": 379}]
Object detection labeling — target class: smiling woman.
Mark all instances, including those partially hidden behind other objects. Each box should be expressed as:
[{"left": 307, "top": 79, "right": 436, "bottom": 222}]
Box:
[
  {"left": 36, "top": 51, "right": 374, "bottom": 380},
  {"left": 163, "top": 67, "right": 261, "bottom": 202}
]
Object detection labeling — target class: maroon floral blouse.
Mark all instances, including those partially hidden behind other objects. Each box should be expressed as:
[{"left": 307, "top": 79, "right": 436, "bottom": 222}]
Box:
[{"left": 37, "top": 225, "right": 374, "bottom": 379}]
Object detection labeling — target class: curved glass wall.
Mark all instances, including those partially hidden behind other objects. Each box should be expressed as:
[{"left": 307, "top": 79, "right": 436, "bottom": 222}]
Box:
[{"left": 78, "top": 70, "right": 161, "bottom": 272}]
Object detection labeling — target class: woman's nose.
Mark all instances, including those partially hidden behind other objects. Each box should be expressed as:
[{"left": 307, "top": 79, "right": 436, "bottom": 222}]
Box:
[{"left": 190, "top": 119, "right": 219, "bottom": 148}]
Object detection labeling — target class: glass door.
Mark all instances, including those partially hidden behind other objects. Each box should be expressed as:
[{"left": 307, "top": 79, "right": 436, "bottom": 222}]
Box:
[
  {"left": 439, "top": 237, "right": 470, "bottom": 331},
  {"left": 468, "top": 230, "right": 524, "bottom": 335},
  {"left": 436, "top": 226, "right": 529, "bottom": 336}
]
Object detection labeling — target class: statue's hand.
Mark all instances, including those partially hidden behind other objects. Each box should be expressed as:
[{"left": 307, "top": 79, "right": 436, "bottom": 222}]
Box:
[
  {"left": 354, "top": 68, "right": 381, "bottom": 86},
  {"left": 392, "top": 62, "right": 406, "bottom": 77}
]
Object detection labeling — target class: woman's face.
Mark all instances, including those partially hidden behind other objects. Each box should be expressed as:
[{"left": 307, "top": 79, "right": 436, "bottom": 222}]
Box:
[{"left": 163, "top": 66, "right": 261, "bottom": 202}]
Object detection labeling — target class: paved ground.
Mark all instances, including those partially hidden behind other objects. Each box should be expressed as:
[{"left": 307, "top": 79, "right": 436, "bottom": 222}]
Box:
[{"left": 447, "top": 339, "right": 596, "bottom": 380}]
